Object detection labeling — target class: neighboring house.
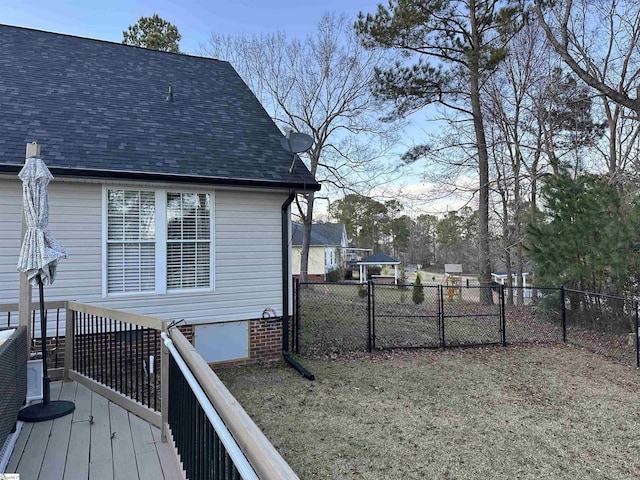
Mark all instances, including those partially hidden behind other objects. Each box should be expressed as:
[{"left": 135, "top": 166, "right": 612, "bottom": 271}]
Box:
[
  {"left": 491, "top": 271, "right": 533, "bottom": 297},
  {"left": 0, "top": 25, "right": 319, "bottom": 364},
  {"left": 291, "top": 222, "right": 348, "bottom": 282}
]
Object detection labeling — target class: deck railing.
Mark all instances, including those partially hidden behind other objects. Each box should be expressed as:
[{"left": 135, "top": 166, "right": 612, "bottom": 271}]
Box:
[
  {"left": 163, "top": 332, "right": 258, "bottom": 480},
  {"left": 162, "top": 328, "right": 299, "bottom": 480},
  {"left": 66, "top": 302, "right": 163, "bottom": 414},
  {"left": 16, "top": 301, "right": 300, "bottom": 479},
  {"left": 0, "top": 301, "right": 66, "bottom": 370}
]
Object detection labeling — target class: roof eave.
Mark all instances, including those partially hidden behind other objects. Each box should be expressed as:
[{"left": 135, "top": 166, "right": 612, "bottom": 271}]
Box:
[{"left": 0, "top": 164, "right": 321, "bottom": 192}]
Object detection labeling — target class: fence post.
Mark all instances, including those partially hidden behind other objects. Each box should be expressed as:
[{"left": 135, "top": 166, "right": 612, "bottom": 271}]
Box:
[
  {"left": 500, "top": 284, "right": 506, "bottom": 346},
  {"left": 370, "top": 280, "right": 376, "bottom": 350},
  {"left": 294, "top": 278, "right": 300, "bottom": 354},
  {"left": 560, "top": 286, "right": 567, "bottom": 343},
  {"left": 366, "top": 281, "right": 372, "bottom": 352},
  {"left": 439, "top": 285, "right": 445, "bottom": 348},
  {"left": 634, "top": 300, "right": 640, "bottom": 367}
]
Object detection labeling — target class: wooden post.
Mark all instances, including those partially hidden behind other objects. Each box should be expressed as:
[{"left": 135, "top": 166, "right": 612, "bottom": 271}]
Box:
[{"left": 18, "top": 142, "right": 41, "bottom": 356}]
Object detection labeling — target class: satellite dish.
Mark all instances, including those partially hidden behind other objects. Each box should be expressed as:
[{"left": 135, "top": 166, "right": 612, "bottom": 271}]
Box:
[
  {"left": 280, "top": 131, "right": 313, "bottom": 154},
  {"left": 280, "top": 131, "right": 313, "bottom": 173}
]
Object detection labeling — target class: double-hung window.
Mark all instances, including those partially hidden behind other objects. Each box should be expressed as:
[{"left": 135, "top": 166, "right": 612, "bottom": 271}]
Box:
[
  {"left": 104, "top": 188, "right": 213, "bottom": 296},
  {"left": 167, "top": 192, "right": 211, "bottom": 290}
]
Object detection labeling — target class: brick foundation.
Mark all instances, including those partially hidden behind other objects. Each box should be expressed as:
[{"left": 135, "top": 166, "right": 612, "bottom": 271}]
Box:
[
  {"left": 32, "top": 317, "right": 280, "bottom": 371},
  {"left": 211, "top": 316, "right": 283, "bottom": 367},
  {"left": 293, "top": 274, "right": 325, "bottom": 283}
]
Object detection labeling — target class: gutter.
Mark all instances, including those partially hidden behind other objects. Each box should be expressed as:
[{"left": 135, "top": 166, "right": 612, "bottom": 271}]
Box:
[
  {"left": 281, "top": 192, "right": 315, "bottom": 381},
  {"left": 0, "top": 164, "right": 322, "bottom": 192}
]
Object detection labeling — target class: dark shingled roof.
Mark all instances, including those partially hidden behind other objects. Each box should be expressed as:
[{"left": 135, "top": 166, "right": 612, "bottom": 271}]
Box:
[
  {"left": 0, "top": 25, "right": 319, "bottom": 191},
  {"left": 358, "top": 252, "right": 400, "bottom": 264},
  {"left": 291, "top": 222, "right": 346, "bottom": 247}
]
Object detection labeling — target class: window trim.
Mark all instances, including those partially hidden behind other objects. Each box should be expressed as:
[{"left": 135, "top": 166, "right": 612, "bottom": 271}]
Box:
[{"left": 102, "top": 186, "right": 215, "bottom": 298}]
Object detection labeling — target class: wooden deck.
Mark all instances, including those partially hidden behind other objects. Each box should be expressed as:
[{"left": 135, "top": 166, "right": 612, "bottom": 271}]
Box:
[{"left": 6, "top": 380, "right": 180, "bottom": 480}]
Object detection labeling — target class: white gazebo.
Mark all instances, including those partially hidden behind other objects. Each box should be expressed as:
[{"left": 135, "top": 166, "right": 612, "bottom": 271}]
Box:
[{"left": 357, "top": 252, "right": 401, "bottom": 284}]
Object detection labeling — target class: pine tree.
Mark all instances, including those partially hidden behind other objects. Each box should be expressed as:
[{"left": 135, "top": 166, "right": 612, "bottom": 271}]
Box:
[
  {"left": 123, "top": 14, "right": 181, "bottom": 53},
  {"left": 413, "top": 272, "right": 425, "bottom": 304},
  {"left": 525, "top": 170, "right": 636, "bottom": 295},
  {"left": 357, "top": 0, "right": 525, "bottom": 304}
]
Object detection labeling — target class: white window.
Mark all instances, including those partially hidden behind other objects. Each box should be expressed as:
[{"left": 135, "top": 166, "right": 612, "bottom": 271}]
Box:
[
  {"left": 104, "top": 188, "right": 213, "bottom": 296},
  {"left": 167, "top": 193, "right": 211, "bottom": 290},
  {"left": 106, "top": 189, "right": 156, "bottom": 294}
]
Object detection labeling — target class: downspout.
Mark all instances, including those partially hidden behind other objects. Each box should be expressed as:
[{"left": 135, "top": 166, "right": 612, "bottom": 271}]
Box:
[{"left": 281, "top": 191, "right": 315, "bottom": 380}]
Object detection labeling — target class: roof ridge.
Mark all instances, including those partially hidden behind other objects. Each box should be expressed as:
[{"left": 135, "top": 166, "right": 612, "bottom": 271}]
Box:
[{"left": 0, "top": 23, "right": 229, "bottom": 64}]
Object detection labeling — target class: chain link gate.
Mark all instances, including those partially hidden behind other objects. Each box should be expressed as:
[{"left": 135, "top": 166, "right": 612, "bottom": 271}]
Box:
[
  {"left": 294, "top": 282, "right": 507, "bottom": 355},
  {"left": 370, "top": 283, "right": 441, "bottom": 349},
  {"left": 440, "top": 285, "right": 505, "bottom": 347}
]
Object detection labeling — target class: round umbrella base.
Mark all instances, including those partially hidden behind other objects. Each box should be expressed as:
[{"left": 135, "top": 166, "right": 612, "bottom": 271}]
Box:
[{"left": 18, "top": 400, "right": 75, "bottom": 422}]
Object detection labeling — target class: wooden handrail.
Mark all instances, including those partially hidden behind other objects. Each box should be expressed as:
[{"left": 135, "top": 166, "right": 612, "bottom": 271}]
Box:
[
  {"left": 0, "top": 301, "right": 67, "bottom": 313},
  {"left": 66, "top": 301, "right": 166, "bottom": 331},
  {"left": 169, "top": 329, "right": 299, "bottom": 480}
]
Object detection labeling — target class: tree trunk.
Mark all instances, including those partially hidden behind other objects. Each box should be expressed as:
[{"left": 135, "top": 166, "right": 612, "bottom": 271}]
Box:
[
  {"left": 299, "top": 191, "right": 315, "bottom": 283},
  {"left": 469, "top": 0, "right": 493, "bottom": 305},
  {"left": 516, "top": 242, "right": 524, "bottom": 306}
]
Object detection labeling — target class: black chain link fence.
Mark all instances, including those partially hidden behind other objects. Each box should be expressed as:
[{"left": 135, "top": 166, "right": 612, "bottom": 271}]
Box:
[
  {"left": 295, "top": 282, "right": 369, "bottom": 356},
  {"left": 503, "top": 287, "right": 562, "bottom": 344},
  {"left": 372, "top": 284, "right": 440, "bottom": 349},
  {"left": 564, "top": 289, "right": 639, "bottom": 365},
  {"left": 295, "top": 281, "right": 639, "bottom": 368}
]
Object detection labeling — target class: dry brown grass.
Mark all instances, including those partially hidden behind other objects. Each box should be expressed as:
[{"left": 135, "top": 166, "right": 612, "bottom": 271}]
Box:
[{"left": 217, "top": 345, "right": 640, "bottom": 480}]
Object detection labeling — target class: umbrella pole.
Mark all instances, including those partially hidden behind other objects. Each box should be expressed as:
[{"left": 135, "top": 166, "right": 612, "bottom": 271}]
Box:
[
  {"left": 39, "top": 274, "right": 51, "bottom": 406},
  {"left": 18, "top": 275, "right": 74, "bottom": 422}
]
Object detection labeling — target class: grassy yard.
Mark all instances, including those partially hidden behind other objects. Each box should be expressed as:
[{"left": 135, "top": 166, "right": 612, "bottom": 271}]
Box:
[{"left": 217, "top": 345, "right": 640, "bottom": 479}]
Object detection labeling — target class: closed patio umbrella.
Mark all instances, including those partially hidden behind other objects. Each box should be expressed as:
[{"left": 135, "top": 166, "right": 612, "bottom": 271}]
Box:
[{"left": 16, "top": 152, "right": 74, "bottom": 422}]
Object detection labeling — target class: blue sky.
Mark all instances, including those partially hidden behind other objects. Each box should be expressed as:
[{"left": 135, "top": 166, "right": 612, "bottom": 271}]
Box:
[
  {"left": 1, "top": 0, "right": 455, "bottom": 214},
  {"left": 0, "top": 0, "right": 382, "bottom": 53}
]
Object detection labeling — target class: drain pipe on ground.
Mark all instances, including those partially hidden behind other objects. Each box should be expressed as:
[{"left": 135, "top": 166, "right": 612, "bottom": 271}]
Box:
[{"left": 281, "top": 191, "right": 315, "bottom": 381}]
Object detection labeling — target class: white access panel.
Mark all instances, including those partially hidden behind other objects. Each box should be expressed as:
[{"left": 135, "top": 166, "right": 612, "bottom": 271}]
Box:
[{"left": 194, "top": 321, "right": 250, "bottom": 363}]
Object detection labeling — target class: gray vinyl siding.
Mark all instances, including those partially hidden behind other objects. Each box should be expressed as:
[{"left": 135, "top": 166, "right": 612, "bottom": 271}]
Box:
[{"left": 0, "top": 178, "right": 285, "bottom": 326}]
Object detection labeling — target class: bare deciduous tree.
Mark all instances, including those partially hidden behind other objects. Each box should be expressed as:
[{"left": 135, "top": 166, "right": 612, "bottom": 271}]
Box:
[
  {"left": 200, "top": 13, "right": 401, "bottom": 281},
  {"left": 535, "top": 0, "right": 640, "bottom": 117}
]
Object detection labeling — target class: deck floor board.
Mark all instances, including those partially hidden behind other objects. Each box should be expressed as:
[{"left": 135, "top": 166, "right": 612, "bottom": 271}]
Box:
[{"left": 6, "top": 380, "right": 177, "bottom": 480}]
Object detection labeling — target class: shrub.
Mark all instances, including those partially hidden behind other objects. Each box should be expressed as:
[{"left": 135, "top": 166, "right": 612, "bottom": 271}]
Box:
[
  {"left": 368, "top": 265, "right": 382, "bottom": 276},
  {"left": 358, "top": 284, "right": 367, "bottom": 298},
  {"left": 326, "top": 267, "right": 344, "bottom": 283},
  {"left": 413, "top": 272, "right": 425, "bottom": 304}
]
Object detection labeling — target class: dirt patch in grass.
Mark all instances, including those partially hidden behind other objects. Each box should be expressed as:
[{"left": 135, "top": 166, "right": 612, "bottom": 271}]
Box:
[{"left": 217, "top": 344, "right": 640, "bottom": 480}]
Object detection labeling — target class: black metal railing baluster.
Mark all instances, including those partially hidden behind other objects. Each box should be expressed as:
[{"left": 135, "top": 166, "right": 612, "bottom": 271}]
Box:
[
  {"left": 98, "top": 316, "right": 103, "bottom": 382},
  {"left": 54, "top": 308, "right": 60, "bottom": 368},
  {"left": 153, "top": 330, "right": 158, "bottom": 411},
  {"left": 102, "top": 316, "right": 107, "bottom": 383},
  {"left": 135, "top": 324, "right": 140, "bottom": 403},
  {"left": 93, "top": 315, "right": 98, "bottom": 380},
  {"left": 81, "top": 312, "right": 85, "bottom": 375},
  {"left": 213, "top": 430, "right": 220, "bottom": 480},
  {"left": 72, "top": 310, "right": 76, "bottom": 371},
  {"left": 146, "top": 328, "right": 151, "bottom": 409},
  {"left": 119, "top": 320, "right": 124, "bottom": 394},
  {"left": 199, "top": 405, "right": 205, "bottom": 480},
  {"left": 81, "top": 312, "right": 86, "bottom": 376},
  {"left": 141, "top": 327, "right": 146, "bottom": 406},
  {"left": 108, "top": 318, "right": 113, "bottom": 391}
]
